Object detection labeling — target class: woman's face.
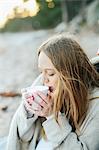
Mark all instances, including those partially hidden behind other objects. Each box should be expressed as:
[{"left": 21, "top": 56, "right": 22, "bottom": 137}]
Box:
[{"left": 38, "top": 51, "right": 59, "bottom": 95}]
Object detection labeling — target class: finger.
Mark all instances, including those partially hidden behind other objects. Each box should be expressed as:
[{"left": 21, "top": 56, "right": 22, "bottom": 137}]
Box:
[
  {"left": 27, "top": 100, "right": 32, "bottom": 106},
  {"left": 24, "top": 103, "right": 35, "bottom": 115},
  {"left": 39, "top": 99, "right": 48, "bottom": 108},
  {"left": 25, "top": 100, "right": 33, "bottom": 109},
  {"left": 34, "top": 109, "right": 43, "bottom": 117},
  {"left": 30, "top": 100, "right": 42, "bottom": 111},
  {"left": 25, "top": 95, "right": 42, "bottom": 110},
  {"left": 33, "top": 103, "right": 53, "bottom": 117},
  {"left": 36, "top": 91, "right": 53, "bottom": 108},
  {"left": 23, "top": 92, "right": 33, "bottom": 100},
  {"left": 24, "top": 101, "right": 32, "bottom": 112},
  {"left": 36, "top": 91, "right": 48, "bottom": 104},
  {"left": 27, "top": 96, "right": 34, "bottom": 104},
  {"left": 35, "top": 106, "right": 52, "bottom": 117},
  {"left": 24, "top": 101, "right": 38, "bottom": 115},
  {"left": 24, "top": 100, "right": 32, "bottom": 107}
]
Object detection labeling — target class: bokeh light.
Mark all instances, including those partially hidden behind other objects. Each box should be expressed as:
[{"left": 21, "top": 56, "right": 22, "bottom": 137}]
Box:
[{"left": 0, "top": 0, "right": 39, "bottom": 28}]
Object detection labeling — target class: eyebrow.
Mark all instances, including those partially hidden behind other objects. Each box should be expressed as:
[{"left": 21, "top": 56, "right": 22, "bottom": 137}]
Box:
[{"left": 38, "top": 67, "right": 54, "bottom": 71}]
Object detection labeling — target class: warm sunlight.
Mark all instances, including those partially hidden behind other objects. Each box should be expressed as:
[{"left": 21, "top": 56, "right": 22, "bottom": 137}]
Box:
[{"left": 0, "top": 0, "right": 39, "bottom": 28}]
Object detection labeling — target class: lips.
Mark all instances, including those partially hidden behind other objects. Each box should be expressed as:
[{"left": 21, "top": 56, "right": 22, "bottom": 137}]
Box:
[{"left": 49, "top": 86, "right": 54, "bottom": 92}]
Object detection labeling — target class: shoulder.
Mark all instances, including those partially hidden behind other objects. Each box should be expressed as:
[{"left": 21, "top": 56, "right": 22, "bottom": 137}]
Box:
[
  {"left": 90, "top": 56, "right": 99, "bottom": 65},
  {"left": 80, "top": 88, "right": 99, "bottom": 134},
  {"left": 88, "top": 88, "right": 99, "bottom": 115}
]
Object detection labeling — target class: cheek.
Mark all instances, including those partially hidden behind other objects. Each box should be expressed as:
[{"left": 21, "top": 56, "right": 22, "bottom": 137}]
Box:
[{"left": 51, "top": 76, "right": 58, "bottom": 87}]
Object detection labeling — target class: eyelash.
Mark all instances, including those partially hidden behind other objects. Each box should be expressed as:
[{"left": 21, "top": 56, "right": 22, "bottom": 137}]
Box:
[
  {"left": 39, "top": 71, "right": 54, "bottom": 76},
  {"left": 48, "top": 73, "right": 54, "bottom": 76}
]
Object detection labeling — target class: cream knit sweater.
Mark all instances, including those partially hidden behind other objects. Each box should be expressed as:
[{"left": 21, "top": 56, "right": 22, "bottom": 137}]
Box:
[{"left": 6, "top": 75, "right": 99, "bottom": 150}]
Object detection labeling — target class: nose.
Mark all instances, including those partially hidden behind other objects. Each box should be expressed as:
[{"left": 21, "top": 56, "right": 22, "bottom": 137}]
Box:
[{"left": 42, "top": 76, "right": 49, "bottom": 85}]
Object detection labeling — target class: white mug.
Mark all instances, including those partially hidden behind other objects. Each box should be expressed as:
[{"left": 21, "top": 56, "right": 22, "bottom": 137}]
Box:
[{"left": 26, "top": 85, "right": 49, "bottom": 103}]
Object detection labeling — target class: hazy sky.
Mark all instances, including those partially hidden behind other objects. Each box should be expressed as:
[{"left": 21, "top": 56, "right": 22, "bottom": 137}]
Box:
[{"left": 0, "top": 0, "right": 39, "bottom": 28}]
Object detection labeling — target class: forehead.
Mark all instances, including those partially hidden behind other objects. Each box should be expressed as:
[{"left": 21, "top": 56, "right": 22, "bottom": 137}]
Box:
[{"left": 38, "top": 51, "right": 55, "bottom": 70}]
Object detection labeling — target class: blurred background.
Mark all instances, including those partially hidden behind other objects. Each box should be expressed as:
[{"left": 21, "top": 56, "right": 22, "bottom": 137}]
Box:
[{"left": 0, "top": 0, "right": 99, "bottom": 139}]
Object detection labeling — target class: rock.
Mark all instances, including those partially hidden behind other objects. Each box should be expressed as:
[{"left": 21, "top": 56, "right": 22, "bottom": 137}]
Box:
[
  {"left": 54, "top": 22, "right": 67, "bottom": 33},
  {"left": 68, "top": 16, "right": 82, "bottom": 33},
  {"left": 86, "top": 0, "right": 99, "bottom": 27}
]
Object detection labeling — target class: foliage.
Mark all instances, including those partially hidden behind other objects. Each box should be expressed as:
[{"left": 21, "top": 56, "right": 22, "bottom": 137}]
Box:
[
  {"left": 0, "top": 17, "right": 33, "bottom": 32},
  {"left": 0, "top": 0, "right": 62, "bottom": 32},
  {"left": 31, "top": 0, "right": 62, "bottom": 29},
  {"left": 0, "top": 0, "right": 96, "bottom": 32}
]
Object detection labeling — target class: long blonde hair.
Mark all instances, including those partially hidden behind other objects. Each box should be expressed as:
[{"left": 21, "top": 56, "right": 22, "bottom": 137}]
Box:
[{"left": 38, "top": 34, "right": 99, "bottom": 131}]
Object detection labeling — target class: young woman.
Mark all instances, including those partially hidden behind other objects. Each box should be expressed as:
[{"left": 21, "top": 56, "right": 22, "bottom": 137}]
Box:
[{"left": 6, "top": 34, "right": 99, "bottom": 150}]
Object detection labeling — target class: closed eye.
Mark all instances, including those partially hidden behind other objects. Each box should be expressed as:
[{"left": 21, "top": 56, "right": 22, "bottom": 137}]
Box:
[
  {"left": 38, "top": 67, "right": 55, "bottom": 76},
  {"left": 48, "top": 73, "right": 55, "bottom": 76}
]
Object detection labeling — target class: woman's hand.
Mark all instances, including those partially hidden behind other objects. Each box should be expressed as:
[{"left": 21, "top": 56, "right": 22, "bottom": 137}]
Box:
[
  {"left": 33, "top": 90, "right": 54, "bottom": 118},
  {"left": 22, "top": 88, "right": 41, "bottom": 111},
  {"left": 21, "top": 88, "right": 54, "bottom": 118}
]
